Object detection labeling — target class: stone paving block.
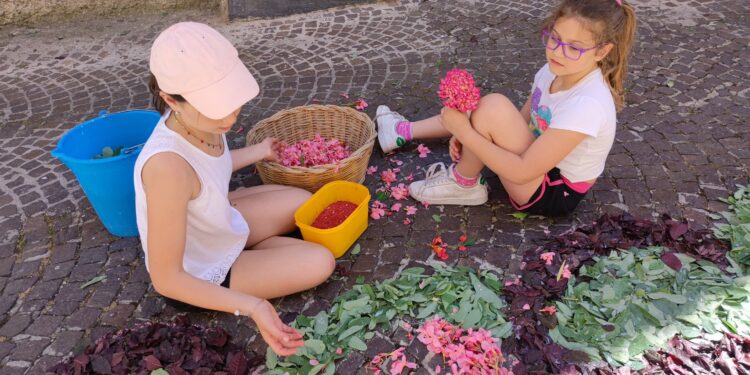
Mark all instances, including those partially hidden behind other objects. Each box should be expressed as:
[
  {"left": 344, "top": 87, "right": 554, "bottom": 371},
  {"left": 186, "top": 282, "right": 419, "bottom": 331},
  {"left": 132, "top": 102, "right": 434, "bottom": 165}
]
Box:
[
  {"left": 63, "top": 307, "right": 101, "bottom": 331},
  {"left": 0, "top": 314, "right": 31, "bottom": 338},
  {"left": 8, "top": 338, "right": 50, "bottom": 362},
  {"left": 99, "top": 304, "right": 135, "bottom": 327},
  {"left": 27, "top": 355, "right": 64, "bottom": 375},
  {"left": 41, "top": 260, "right": 75, "bottom": 281},
  {"left": 42, "top": 330, "right": 83, "bottom": 357},
  {"left": 25, "top": 315, "right": 64, "bottom": 337},
  {"left": 26, "top": 278, "right": 63, "bottom": 301}
]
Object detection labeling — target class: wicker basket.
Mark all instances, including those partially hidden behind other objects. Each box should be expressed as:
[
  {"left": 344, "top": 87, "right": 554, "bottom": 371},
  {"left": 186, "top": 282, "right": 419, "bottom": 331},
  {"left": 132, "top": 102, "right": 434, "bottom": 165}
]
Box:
[{"left": 245, "top": 105, "right": 376, "bottom": 192}]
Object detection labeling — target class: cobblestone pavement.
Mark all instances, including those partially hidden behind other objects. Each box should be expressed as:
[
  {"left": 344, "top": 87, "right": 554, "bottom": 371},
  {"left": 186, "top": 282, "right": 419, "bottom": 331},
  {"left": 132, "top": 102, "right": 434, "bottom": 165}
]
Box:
[{"left": 1, "top": 0, "right": 749, "bottom": 373}]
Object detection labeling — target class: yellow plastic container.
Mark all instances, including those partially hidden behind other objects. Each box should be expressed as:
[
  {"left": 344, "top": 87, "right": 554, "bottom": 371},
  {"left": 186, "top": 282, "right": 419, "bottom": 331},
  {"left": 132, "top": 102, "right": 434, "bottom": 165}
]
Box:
[{"left": 294, "top": 181, "right": 370, "bottom": 258}]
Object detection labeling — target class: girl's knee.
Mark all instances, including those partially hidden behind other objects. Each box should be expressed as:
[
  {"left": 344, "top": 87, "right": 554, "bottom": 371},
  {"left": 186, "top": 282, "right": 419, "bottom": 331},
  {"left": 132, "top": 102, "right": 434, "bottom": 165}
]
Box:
[
  {"left": 471, "top": 93, "right": 516, "bottom": 134},
  {"left": 309, "top": 244, "right": 336, "bottom": 281},
  {"left": 288, "top": 187, "right": 313, "bottom": 207}
]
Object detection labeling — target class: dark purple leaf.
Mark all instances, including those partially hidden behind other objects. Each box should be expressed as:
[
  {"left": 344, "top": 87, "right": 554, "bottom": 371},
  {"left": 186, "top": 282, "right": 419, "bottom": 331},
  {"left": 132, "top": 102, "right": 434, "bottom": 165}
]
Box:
[
  {"left": 143, "top": 355, "right": 162, "bottom": 371},
  {"left": 670, "top": 222, "right": 689, "bottom": 240},
  {"left": 661, "top": 251, "right": 683, "bottom": 271},
  {"left": 227, "top": 351, "right": 248, "bottom": 375},
  {"left": 205, "top": 328, "right": 228, "bottom": 348},
  {"left": 90, "top": 355, "right": 112, "bottom": 374}
]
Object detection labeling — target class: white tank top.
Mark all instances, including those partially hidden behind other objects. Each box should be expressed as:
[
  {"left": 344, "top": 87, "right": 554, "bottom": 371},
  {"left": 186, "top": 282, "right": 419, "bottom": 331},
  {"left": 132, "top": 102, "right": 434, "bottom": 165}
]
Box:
[{"left": 134, "top": 109, "right": 249, "bottom": 284}]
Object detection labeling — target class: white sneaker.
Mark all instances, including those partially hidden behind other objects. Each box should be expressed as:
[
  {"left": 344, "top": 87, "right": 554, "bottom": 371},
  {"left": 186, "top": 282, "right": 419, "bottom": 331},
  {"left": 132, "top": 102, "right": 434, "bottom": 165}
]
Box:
[
  {"left": 408, "top": 162, "right": 488, "bottom": 206},
  {"left": 375, "top": 105, "right": 409, "bottom": 153}
]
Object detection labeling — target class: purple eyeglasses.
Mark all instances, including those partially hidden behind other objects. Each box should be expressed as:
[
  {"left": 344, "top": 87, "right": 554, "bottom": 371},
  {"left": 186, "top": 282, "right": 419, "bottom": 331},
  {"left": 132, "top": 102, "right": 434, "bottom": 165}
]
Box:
[{"left": 541, "top": 30, "right": 601, "bottom": 61}]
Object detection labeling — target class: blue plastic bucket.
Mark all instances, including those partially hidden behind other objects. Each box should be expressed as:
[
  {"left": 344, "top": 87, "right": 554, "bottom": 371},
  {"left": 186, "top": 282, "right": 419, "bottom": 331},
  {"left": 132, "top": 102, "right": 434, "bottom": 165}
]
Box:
[{"left": 52, "top": 110, "right": 160, "bottom": 237}]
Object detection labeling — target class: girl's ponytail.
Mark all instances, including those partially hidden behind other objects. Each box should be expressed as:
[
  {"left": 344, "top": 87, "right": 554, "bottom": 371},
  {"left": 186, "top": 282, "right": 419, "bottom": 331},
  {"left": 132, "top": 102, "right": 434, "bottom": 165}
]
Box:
[{"left": 600, "top": 1, "right": 636, "bottom": 111}]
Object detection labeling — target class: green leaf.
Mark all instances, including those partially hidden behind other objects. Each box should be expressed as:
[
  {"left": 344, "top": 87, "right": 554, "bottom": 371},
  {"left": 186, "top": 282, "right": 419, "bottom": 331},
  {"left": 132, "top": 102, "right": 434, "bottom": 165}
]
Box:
[
  {"left": 348, "top": 336, "right": 367, "bottom": 351},
  {"left": 462, "top": 307, "right": 482, "bottom": 328},
  {"left": 463, "top": 237, "right": 476, "bottom": 246},
  {"left": 323, "top": 363, "right": 336, "bottom": 375},
  {"left": 337, "top": 325, "right": 364, "bottom": 341},
  {"left": 266, "top": 347, "right": 278, "bottom": 369},
  {"left": 648, "top": 292, "right": 688, "bottom": 304},
  {"left": 432, "top": 214, "right": 442, "bottom": 223},
  {"left": 350, "top": 244, "right": 361, "bottom": 255},
  {"left": 375, "top": 191, "right": 389, "bottom": 202},
  {"left": 510, "top": 211, "right": 529, "bottom": 220},
  {"left": 80, "top": 275, "right": 106, "bottom": 289},
  {"left": 314, "top": 312, "right": 329, "bottom": 335},
  {"left": 150, "top": 370, "right": 169, "bottom": 375},
  {"left": 305, "top": 339, "right": 326, "bottom": 355},
  {"left": 470, "top": 273, "right": 504, "bottom": 307},
  {"left": 309, "top": 363, "right": 326, "bottom": 375},
  {"left": 416, "top": 301, "right": 437, "bottom": 319}
]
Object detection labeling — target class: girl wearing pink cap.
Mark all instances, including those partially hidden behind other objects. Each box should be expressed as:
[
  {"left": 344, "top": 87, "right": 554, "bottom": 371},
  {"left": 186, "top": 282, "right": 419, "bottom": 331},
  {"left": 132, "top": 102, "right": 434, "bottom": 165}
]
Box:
[{"left": 134, "top": 22, "right": 334, "bottom": 356}]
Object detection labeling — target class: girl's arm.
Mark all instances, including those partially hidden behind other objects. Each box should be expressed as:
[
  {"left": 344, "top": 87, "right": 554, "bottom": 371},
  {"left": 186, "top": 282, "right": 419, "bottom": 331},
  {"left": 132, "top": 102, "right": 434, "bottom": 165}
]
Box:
[
  {"left": 142, "top": 153, "right": 302, "bottom": 355},
  {"left": 520, "top": 96, "right": 532, "bottom": 124},
  {"left": 444, "top": 108, "right": 587, "bottom": 185},
  {"left": 230, "top": 137, "right": 279, "bottom": 172}
]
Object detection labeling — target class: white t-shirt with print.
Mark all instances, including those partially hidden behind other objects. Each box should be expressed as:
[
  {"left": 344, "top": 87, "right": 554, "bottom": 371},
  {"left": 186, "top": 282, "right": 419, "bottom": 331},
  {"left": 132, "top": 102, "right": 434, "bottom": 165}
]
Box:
[{"left": 528, "top": 64, "right": 617, "bottom": 183}]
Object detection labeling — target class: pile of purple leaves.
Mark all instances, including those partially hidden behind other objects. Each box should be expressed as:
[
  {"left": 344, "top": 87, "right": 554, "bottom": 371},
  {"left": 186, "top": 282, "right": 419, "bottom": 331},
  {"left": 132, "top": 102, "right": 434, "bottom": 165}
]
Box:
[
  {"left": 46, "top": 315, "right": 263, "bottom": 375},
  {"left": 501, "top": 213, "right": 732, "bottom": 374},
  {"left": 642, "top": 332, "right": 750, "bottom": 374}
]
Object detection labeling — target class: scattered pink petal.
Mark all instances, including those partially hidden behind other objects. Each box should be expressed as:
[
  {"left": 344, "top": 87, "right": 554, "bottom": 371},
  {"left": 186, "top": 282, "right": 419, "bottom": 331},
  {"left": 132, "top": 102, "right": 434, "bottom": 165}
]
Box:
[
  {"left": 540, "top": 252, "right": 555, "bottom": 266},
  {"left": 403, "top": 218, "right": 412, "bottom": 225},
  {"left": 336, "top": 347, "right": 343, "bottom": 355},
  {"left": 370, "top": 207, "right": 386, "bottom": 220},
  {"left": 523, "top": 303, "right": 531, "bottom": 310},
  {"left": 562, "top": 265, "right": 572, "bottom": 279},
  {"left": 309, "top": 359, "right": 319, "bottom": 366},
  {"left": 381, "top": 169, "right": 397, "bottom": 185},
  {"left": 340, "top": 92, "right": 350, "bottom": 99},
  {"left": 459, "top": 234, "right": 468, "bottom": 243},
  {"left": 422, "top": 201, "right": 430, "bottom": 208},
  {"left": 540, "top": 306, "right": 557, "bottom": 315},
  {"left": 436, "top": 365, "right": 442, "bottom": 374},
  {"left": 234, "top": 126, "right": 245, "bottom": 134},
  {"left": 355, "top": 98, "right": 368, "bottom": 111},
  {"left": 417, "top": 144, "right": 431, "bottom": 158},
  {"left": 405, "top": 173, "right": 414, "bottom": 181},
  {"left": 390, "top": 184, "right": 409, "bottom": 200},
  {"left": 367, "top": 165, "right": 378, "bottom": 175},
  {"left": 405, "top": 206, "right": 418, "bottom": 215},
  {"left": 391, "top": 203, "right": 403, "bottom": 212}
]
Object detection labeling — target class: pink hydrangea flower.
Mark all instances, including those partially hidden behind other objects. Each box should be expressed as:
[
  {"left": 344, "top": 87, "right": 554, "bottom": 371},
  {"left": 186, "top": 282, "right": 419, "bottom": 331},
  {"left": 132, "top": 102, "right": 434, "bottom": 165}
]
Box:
[
  {"left": 438, "top": 69, "right": 481, "bottom": 113},
  {"left": 540, "top": 252, "right": 555, "bottom": 266},
  {"left": 417, "top": 144, "right": 431, "bottom": 158}
]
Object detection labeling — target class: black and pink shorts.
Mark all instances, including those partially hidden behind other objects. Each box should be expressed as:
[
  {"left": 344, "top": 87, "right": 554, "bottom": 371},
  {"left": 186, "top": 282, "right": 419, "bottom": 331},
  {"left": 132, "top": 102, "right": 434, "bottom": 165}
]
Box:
[{"left": 510, "top": 168, "right": 592, "bottom": 216}]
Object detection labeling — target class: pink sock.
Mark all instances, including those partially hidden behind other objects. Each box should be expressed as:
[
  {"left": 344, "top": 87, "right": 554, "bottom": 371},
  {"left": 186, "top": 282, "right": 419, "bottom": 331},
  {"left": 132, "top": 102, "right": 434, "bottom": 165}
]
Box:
[
  {"left": 452, "top": 166, "right": 478, "bottom": 187},
  {"left": 395, "top": 121, "right": 413, "bottom": 142}
]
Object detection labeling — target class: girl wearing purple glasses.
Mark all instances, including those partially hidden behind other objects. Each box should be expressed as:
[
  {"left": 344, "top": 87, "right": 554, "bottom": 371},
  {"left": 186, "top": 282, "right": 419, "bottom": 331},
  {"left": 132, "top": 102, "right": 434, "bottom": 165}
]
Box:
[{"left": 376, "top": 0, "right": 636, "bottom": 216}]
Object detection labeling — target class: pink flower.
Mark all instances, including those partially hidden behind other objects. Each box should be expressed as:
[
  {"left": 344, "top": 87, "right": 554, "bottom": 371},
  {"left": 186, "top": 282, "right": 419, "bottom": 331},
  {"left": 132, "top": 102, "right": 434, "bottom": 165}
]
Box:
[
  {"left": 405, "top": 173, "right": 414, "bottom": 181},
  {"left": 540, "top": 306, "right": 557, "bottom": 315},
  {"left": 421, "top": 201, "right": 430, "bottom": 208},
  {"left": 391, "top": 203, "right": 403, "bottom": 212},
  {"left": 336, "top": 347, "right": 343, "bottom": 355},
  {"left": 459, "top": 234, "right": 468, "bottom": 243},
  {"left": 390, "top": 183, "right": 409, "bottom": 200},
  {"left": 504, "top": 276, "right": 521, "bottom": 286},
  {"left": 562, "top": 265, "right": 572, "bottom": 279},
  {"left": 523, "top": 303, "right": 531, "bottom": 310},
  {"left": 540, "top": 252, "right": 555, "bottom": 266},
  {"left": 403, "top": 218, "right": 412, "bottom": 225},
  {"left": 355, "top": 98, "right": 368, "bottom": 110},
  {"left": 367, "top": 165, "right": 378, "bottom": 175},
  {"left": 405, "top": 206, "right": 418, "bottom": 215},
  {"left": 435, "top": 365, "right": 441, "bottom": 373},
  {"left": 381, "top": 169, "right": 397, "bottom": 185},
  {"left": 340, "top": 92, "right": 350, "bottom": 99},
  {"left": 309, "top": 359, "right": 319, "bottom": 366},
  {"left": 417, "top": 144, "right": 431, "bottom": 158},
  {"left": 438, "top": 69, "right": 481, "bottom": 113},
  {"left": 371, "top": 207, "right": 386, "bottom": 220},
  {"left": 277, "top": 134, "right": 352, "bottom": 167}
]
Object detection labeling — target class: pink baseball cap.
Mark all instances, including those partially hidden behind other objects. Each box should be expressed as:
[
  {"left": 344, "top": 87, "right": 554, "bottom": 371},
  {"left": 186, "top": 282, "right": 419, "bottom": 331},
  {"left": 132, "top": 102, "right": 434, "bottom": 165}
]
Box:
[{"left": 149, "top": 22, "right": 260, "bottom": 120}]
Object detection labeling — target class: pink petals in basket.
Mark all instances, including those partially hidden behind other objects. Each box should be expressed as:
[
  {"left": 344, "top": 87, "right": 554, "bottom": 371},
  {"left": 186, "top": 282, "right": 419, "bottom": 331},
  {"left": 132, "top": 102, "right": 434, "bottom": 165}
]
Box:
[
  {"left": 275, "top": 134, "right": 352, "bottom": 167},
  {"left": 438, "top": 69, "right": 481, "bottom": 113}
]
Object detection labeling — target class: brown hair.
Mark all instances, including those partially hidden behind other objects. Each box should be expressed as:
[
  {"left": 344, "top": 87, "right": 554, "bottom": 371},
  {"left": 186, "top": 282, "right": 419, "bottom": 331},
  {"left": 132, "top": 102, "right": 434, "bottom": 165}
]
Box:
[
  {"left": 148, "top": 73, "right": 186, "bottom": 114},
  {"left": 543, "top": 0, "right": 636, "bottom": 111}
]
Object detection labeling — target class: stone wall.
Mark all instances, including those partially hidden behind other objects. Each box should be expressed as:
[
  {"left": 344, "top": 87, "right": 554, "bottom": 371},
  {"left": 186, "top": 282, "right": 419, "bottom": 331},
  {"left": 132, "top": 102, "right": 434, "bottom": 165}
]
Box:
[{"left": 0, "top": 0, "right": 219, "bottom": 26}]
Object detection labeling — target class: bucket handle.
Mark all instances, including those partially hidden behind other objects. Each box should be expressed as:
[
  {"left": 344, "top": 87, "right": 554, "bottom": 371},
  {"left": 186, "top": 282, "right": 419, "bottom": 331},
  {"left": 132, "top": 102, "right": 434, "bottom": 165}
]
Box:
[{"left": 122, "top": 143, "right": 145, "bottom": 155}]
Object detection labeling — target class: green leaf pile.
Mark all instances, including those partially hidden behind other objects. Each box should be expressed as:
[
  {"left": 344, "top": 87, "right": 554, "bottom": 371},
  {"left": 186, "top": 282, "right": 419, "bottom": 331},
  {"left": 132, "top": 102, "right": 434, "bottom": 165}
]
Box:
[
  {"left": 265, "top": 263, "right": 510, "bottom": 374},
  {"left": 551, "top": 246, "right": 750, "bottom": 370},
  {"left": 713, "top": 184, "right": 750, "bottom": 275}
]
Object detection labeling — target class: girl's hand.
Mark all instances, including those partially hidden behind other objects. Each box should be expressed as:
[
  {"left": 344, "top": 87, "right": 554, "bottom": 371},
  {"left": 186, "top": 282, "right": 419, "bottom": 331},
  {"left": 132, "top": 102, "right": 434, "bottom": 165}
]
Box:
[
  {"left": 440, "top": 106, "right": 472, "bottom": 135},
  {"left": 259, "top": 137, "right": 280, "bottom": 162},
  {"left": 250, "top": 299, "right": 304, "bottom": 356},
  {"left": 449, "top": 136, "right": 462, "bottom": 162}
]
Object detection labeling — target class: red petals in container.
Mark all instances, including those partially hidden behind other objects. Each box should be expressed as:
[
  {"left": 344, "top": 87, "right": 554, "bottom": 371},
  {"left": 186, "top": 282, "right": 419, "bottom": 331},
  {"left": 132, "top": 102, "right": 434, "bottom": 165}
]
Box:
[
  {"left": 438, "top": 68, "right": 481, "bottom": 113},
  {"left": 276, "top": 134, "right": 352, "bottom": 167},
  {"left": 311, "top": 201, "right": 358, "bottom": 229}
]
